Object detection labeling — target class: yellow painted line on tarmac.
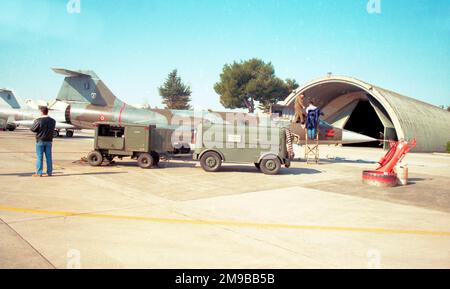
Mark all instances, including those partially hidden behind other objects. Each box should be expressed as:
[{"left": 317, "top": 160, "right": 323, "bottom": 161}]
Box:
[{"left": 1, "top": 205, "right": 450, "bottom": 237}]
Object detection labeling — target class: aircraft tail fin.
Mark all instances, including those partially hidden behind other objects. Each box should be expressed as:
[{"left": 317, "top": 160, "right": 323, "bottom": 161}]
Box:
[
  {"left": 52, "top": 68, "right": 123, "bottom": 107},
  {"left": 0, "top": 88, "right": 24, "bottom": 109}
]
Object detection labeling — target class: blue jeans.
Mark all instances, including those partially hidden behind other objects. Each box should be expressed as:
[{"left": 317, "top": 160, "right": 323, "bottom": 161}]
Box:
[
  {"left": 36, "top": 141, "right": 53, "bottom": 176},
  {"left": 307, "top": 128, "right": 317, "bottom": 140}
]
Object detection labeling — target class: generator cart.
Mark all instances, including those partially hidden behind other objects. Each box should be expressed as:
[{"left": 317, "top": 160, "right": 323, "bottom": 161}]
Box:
[{"left": 87, "top": 122, "right": 176, "bottom": 169}]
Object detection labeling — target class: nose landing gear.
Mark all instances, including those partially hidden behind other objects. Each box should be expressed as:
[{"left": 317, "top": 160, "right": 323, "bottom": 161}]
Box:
[{"left": 66, "top": 130, "right": 74, "bottom": 138}]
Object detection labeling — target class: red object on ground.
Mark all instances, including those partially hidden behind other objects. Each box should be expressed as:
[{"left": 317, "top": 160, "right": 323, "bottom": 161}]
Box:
[
  {"left": 362, "top": 139, "right": 416, "bottom": 187},
  {"left": 362, "top": 171, "right": 398, "bottom": 187},
  {"left": 376, "top": 139, "right": 416, "bottom": 174}
]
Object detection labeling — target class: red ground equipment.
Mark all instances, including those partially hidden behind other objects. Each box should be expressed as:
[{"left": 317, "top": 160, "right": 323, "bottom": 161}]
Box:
[{"left": 363, "top": 139, "right": 416, "bottom": 187}]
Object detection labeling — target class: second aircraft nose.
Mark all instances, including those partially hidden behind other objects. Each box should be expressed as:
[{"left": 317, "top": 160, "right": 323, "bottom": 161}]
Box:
[{"left": 341, "top": 130, "right": 377, "bottom": 144}]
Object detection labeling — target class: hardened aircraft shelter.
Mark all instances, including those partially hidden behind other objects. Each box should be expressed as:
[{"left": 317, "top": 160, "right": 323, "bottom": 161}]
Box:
[{"left": 281, "top": 76, "right": 450, "bottom": 152}]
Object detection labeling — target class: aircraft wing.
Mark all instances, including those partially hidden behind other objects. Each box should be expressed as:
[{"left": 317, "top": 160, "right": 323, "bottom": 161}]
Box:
[{"left": 55, "top": 122, "right": 78, "bottom": 129}]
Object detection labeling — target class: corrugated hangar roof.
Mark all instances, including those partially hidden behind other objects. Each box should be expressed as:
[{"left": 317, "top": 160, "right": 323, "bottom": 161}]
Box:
[{"left": 283, "top": 75, "right": 450, "bottom": 152}]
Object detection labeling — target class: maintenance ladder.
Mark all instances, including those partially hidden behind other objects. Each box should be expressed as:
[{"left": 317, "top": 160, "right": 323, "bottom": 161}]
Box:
[{"left": 305, "top": 130, "right": 319, "bottom": 164}]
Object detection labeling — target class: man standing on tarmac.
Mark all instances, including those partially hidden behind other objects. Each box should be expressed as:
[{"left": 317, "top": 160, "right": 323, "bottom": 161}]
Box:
[{"left": 30, "top": 106, "right": 56, "bottom": 177}]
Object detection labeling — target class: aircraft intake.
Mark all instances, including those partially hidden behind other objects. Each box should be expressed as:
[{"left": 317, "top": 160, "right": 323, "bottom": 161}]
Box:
[{"left": 65, "top": 105, "right": 71, "bottom": 124}]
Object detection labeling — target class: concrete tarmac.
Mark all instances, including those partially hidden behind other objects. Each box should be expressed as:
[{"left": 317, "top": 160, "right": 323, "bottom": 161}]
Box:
[{"left": 0, "top": 129, "right": 449, "bottom": 268}]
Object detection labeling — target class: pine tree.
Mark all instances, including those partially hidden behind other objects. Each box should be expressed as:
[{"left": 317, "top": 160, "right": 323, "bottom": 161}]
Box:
[
  {"left": 159, "top": 70, "right": 192, "bottom": 110},
  {"left": 214, "top": 58, "right": 296, "bottom": 113},
  {"left": 285, "top": 78, "right": 299, "bottom": 93}
]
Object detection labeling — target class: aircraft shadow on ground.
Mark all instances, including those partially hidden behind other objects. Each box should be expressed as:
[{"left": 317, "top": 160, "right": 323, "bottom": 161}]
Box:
[
  {"left": 0, "top": 172, "right": 124, "bottom": 177},
  {"left": 317, "top": 157, "right": 377, "bottom": 165},
  {"left": 281, "top": 167, "right": 321, "bottom": 175},
  {"left": 107, "top": 162, "right": 321, "bottom": 175},
  {"left": 111, "top": 161, "right": 197, "bottom": 169},
  {"left": 209, "top": 165, "right": 320, "bottom": 175},
  {"left": 56, "top": 136, "right": 93, "bottom": 140}
]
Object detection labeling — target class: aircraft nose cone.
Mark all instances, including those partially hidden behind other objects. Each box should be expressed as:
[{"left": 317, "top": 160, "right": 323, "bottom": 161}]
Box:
[{"left": 341, "top": 130, "right": 377, "bottom": 144}]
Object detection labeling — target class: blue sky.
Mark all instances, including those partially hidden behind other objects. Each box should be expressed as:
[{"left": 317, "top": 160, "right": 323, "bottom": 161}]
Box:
[{"left": 0, "top": 0, "right": 449, "bottom": 110}]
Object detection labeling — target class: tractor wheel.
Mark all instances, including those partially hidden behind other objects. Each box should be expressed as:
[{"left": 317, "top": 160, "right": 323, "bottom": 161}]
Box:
[
  {"left": 87, "top": 151, "right": 103, "bottom": 166},
  {"left": 260, "top": 157, "right": 282, "bottom": 175},
  {"left": 137, "top": 153, "right": 154, "bottom": 169},
  {"left": 53, "top": 130, "right": 60, "bottom": 138},
  {"left": 200, "top": 152, "right": 222, "bottom": 172},
  {"left": 66, "top": 130, "right": 74, "bottom": 138}
]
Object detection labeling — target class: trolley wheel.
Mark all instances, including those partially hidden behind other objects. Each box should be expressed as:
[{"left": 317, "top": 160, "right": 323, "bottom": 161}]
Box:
[
  {"left": 200, "top": 152, "right": 222, "bottom": 172},
  {"left": 284, "top": 159, "right": 291, "bottom": 168},
  {"left": 181, "top": 146, "right": 191, "bottom": 154},
  {"left": 66, "top": 130, "right": 74, "bottom": 138},
  {"left": 137, "top": 153, "right": 154, "bottom": 169},
  {"left": 87, "top": 151, "right": 103, "bottom": 166},
  {"left": 53, "top": 130, "right": 60, "bottom": 138},
  {"left": 260, "top": 157, "right": 282, "bottom": 175},
  {"left": 254, "top": 163, "right": 261, "bottom": 170},
  {"left": 151, "top": 152, "right": 160, "bottom": 165}
]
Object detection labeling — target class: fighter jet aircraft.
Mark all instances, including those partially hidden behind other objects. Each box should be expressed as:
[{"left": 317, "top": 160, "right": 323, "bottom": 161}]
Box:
[
  {"left": 0, "top": 88, "right": 80, "bottom": 137},
  {"left": 51, "top": 68, "right": 375, "bottom": 146},
  {"left": 0, "top": 88, "right": 22, "bottom": 131}
]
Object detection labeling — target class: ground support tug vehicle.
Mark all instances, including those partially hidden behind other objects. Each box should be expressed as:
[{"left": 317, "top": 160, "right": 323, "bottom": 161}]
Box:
[{"left": 193, "top": 123, "right": 293, "bottom": 175}]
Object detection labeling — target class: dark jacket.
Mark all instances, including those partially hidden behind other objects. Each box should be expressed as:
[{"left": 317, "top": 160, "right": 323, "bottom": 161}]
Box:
[
  {"left": 306, "top": 108, "right": 321, "bottom": 130},
  {"left": 30, "top": 116, "right": 56, "bottom": 142}
]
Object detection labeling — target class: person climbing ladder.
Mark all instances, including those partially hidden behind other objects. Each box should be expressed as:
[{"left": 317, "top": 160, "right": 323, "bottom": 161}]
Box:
[
  {"left": 306, "top": 100, "right": 320, "bottom": 140},
  {"left": 305, "top": 100, "right": 322, "bottom": 164}
]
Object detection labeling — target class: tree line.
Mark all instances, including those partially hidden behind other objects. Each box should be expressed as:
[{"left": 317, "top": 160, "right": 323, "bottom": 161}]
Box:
[
  {"left": 160, "top": 60, "right": 450, "bottom": 113},
  {"left": 159, "top": 58, "right": 298, "bottom": 112}
]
